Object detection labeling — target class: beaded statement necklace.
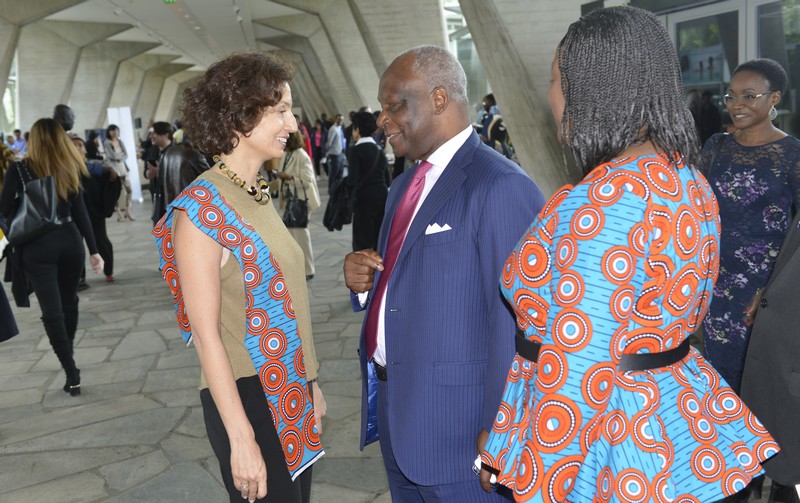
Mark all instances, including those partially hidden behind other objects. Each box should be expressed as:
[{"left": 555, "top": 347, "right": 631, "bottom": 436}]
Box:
[{"left": 213, "top": 155, "right": 270, "bottom": 205}]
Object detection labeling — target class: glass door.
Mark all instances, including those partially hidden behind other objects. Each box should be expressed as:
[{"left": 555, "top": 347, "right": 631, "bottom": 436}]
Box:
[{"left": 748, "top": 0, "right": 800, "bottom": 135}]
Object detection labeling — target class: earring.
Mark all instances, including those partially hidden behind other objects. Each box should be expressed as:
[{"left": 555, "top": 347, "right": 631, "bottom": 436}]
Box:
[{"left": 769, "top": 106, "right": 778, "bottom": 121}]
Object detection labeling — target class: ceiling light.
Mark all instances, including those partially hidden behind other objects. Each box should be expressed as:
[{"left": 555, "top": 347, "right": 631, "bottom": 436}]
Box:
[{"left": 193, "top": 26, "right": 201, "bottom": 30}]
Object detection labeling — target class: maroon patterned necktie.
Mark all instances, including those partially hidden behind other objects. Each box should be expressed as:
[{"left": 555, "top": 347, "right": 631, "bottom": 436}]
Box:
[{"left": 364, "top": 161, "right": 434, "bottom": 358}]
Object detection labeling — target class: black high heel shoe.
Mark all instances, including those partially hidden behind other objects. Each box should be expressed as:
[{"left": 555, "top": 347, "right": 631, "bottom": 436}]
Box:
[{"left": 63, "top": 370, "right": 81, "bottom": 396}]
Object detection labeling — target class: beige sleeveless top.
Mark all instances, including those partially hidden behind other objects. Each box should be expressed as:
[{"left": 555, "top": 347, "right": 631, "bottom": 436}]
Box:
[{"left": 194, "top": 170, "right": 319, "bottom": 389}]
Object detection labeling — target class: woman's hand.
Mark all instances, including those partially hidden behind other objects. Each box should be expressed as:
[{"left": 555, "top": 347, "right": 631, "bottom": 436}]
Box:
[
  {"left": 312, "top": 381, "right": 327, "bottom": 434},
  {"left": 274, "top": 171, "right": 293, "bottom": 181},
  {"left": 230, "top": 435, "right": 268, "bottom": 502},
  {"left": 89, "top": 253, "right": 104, "bottom": 274}
]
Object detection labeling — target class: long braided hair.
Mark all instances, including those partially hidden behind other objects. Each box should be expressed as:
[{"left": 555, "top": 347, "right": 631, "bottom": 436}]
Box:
[{"left": 558, "top": 6, "right": 699, "bottom": 175}]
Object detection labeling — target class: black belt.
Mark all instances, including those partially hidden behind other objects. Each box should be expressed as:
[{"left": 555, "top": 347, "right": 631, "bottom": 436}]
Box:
[
  {"left": 617, "top": 337, "right": 691, "bottom": 372},
  {"left": 373, "top": 361, "right": 387, "bottom": 381},
  {"left": 515, "top": 329, "right": 541, "bottom": 362},
  {"left": 514, "top": 329, "right": 691, "bottom": 372}
]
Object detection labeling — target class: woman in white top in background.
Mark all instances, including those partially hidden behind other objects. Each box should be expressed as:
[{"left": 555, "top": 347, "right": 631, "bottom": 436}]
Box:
[
  {"left": 103, "top": 124, "right": 134, "bottom": 221},
  {"left": 275, "top": 131, "right": 320, "bottom": 279}
]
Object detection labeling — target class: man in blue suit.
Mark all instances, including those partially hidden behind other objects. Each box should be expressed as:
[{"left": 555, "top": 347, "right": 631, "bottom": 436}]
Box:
[{"left": 344, "top": 45, "right": 545, "bottom": 501}]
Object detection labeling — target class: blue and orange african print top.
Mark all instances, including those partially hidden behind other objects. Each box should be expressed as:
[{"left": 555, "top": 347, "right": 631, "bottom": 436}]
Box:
[
  {"left": 153, "top": 176, "right": 323, "bottom": 481},
  {"left": 481, "top": 154, "right": 777, "bottom": 502}
]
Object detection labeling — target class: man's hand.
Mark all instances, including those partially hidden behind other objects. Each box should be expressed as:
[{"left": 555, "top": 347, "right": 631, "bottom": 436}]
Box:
[
  {"left": 344, "top": 249, "right": 384, "bottom": 293},
  {"left": 476, "top": 429, "right": 496, "bottom": 492}
]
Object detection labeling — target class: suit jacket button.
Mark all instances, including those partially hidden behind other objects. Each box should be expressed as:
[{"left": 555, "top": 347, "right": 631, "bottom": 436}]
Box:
[{"left": 760, "top": 298, "right": 768, "bottom": 308}]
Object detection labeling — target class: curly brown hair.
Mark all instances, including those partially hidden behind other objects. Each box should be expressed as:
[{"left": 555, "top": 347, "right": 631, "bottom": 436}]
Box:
[{"left": 181, "top": 52, "right": 294, "bottom": 155}]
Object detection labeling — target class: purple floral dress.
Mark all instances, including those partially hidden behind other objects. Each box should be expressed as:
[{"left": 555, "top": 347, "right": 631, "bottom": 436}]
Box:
[{"left": 701, "top": 133, "right": 800, "bottom": 392}]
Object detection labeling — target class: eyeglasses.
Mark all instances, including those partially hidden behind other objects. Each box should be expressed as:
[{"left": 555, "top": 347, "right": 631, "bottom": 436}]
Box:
[{"left": 723, "top": 91, "right": 774, "bottom": 105}]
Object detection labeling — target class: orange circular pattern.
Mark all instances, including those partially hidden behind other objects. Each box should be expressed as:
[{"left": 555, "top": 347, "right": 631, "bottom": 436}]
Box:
[
  {"left": 280, "top": 426, "right": 304, "bottom": 470},
  {"left": 269, "top": 275, "right": 289, "bottom": 299},
  {"left": 570, "top": 206, "right": 605, "bottom": 240},
  {"left": 692, "top": 446, "right": 725, "bottom": 482},
  {"left": 261, "top": 361, "right": 288, "bottom": 393},
  {"left": 249, "top": 309, "right": 271, "bottom": 337},
  {"left": 280, "top": 383, "right": 306, "bottom": 425},
  {"left": 544, "top": 456, "right": 582, "bottom": 503},
  {"left": 616, "top": 468, "right": 650, "bottom": 503},
  {"left": 554, "top": 271, "right": 584, "bottom": 307},
  {"left": 555, "top": 236, "right": 578, "bottom": 270},
  {"left": 518, "top": 239, "right": 552, "bottom": 287},
  {"left": 552, "top": 309, "right": 591, "bottom": 352},
  {"left": 217, "top": 225, "right": 243, "bottom": 247},
  {"left": 534, "top": 396, "right": 580, "bottom": 452},
  {"left": 537, "top": 347, "right": 567, "bottom": 392},
  {"left": 260, "top": 327, "right": 285, "bottom": 357}
]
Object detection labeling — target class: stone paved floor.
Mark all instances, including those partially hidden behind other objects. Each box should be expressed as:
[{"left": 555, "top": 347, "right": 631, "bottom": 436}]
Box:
[
  {"left": 0, "top": 191, "right": 775, "bottom": 503},
  {"left": 0, "top": 191, "right": 390, "bottom": 503}
]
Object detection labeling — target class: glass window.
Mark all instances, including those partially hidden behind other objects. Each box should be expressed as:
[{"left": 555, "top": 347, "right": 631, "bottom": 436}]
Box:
[
  {"left": 757, "top": 1, "right": 800, "bottom": 136},
  {"left": 677, "top": 11, "right": 739, "bottom": 91}
]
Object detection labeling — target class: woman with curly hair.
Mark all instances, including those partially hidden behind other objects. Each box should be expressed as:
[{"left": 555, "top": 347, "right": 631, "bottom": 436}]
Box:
[
  {"left": 478, "top": 7, "right": 777, "bottom": 502},
  {"left": 152, "top": 52, "right": 325, "bottom": 503}
]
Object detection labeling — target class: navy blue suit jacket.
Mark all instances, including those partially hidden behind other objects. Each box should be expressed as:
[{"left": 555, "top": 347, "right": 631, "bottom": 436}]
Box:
[{"left": 355, "top": 131, "right": 545, "bottom": 485}]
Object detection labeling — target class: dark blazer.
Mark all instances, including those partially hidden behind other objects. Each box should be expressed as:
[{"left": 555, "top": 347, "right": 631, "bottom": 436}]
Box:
[
  {"left": 740, "top": 211, "right": 800, "bottom": 485},
  {"left": 354, "top": 131, "right": 545, "bottom": 485}
]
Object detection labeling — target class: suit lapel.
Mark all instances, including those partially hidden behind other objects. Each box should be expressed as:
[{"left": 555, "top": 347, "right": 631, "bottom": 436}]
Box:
[
  {"left": 392, "top": 133, "right": 477, "bottom": 270},
  {"left": 370, "top": 167, "right": 415, "bottom": 295}
]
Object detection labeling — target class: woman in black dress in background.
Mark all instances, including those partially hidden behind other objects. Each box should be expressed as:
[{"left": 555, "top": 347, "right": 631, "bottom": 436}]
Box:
[{"left": 346, "top": 111, "right": 390, "bottom": 251}]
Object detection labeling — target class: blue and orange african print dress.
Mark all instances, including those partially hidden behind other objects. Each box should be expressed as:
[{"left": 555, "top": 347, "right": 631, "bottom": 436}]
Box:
[{"left": 481, "top": 154, "right": 777, "bottom": 502}]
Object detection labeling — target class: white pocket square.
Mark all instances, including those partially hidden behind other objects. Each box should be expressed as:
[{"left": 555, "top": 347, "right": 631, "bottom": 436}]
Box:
[{"left": 425, "top": 223, "right": 452, "bottom": 235}]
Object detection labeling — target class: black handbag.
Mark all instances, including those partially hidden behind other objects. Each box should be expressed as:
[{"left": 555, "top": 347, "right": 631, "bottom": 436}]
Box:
[
  {"left": 7, "top": 162, "right": 66, "bottom": 247},
  {"left": 282, "top": 178, "right": 309, "bottom": 228}
]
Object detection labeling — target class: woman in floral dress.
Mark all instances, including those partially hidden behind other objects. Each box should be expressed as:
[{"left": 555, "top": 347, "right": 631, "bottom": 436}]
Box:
[
  {"left": 478, "top": 7, "right": 778, "bottom": 502},
  {"left": 701, "top": 58, "right": 800, "bottom": 394}
]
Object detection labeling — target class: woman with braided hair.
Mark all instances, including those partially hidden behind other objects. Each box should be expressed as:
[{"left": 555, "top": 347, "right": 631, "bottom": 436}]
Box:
[{"left": 478, "top": 7, "right": 777, "bottom": 502}]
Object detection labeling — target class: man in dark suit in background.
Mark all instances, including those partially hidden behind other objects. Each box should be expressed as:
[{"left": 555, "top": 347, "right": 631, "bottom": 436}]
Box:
[
  {"left": 344, "top": 45, "right": 545, "bottom": 501},
  {"left": 740, "top": 212, "right": 800, "bottom": 503}
]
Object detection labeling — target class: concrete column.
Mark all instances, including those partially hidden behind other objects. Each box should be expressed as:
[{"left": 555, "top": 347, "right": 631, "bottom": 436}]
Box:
[
  {"left": 460, "top": 0, "right": 585, "bottom": 195},
  {"left": 138, "top": 64, "right": 192, "bottom": 124},
  {"left": 154, "top": 70, "right": 202, "bottom": 123},
  {"left": 317, "top": 0, "right": 380, "bottom": 110},
  {"left": 2, "top": 0, "right": 83, "bottom": 26},
  {"left": 70, "top": 41, "right": 158, "bottom": 133},
  {"left": 16, "top": 22, "right": 81, "bottom": 128},
  {"left": 0, "top": 0, "right": 86, "bottom": 130},
  {"left": 123, "top": 54, "right": 179, "bottom": 116},
  {"left": 257, "top": 12, "right": 359, "bottom": 114},
  {"left": 257, "top": 34, "right": 339, "bottom": 116},
  {"left": 0, "top": 20, "right": 21, "bottom": 132},
  {"left": 273, "top": 49, "right": 327, "bottom": 121},
  {"left": 349, "top": 0, "right": 448, "bottom": 69},
  {"left": 168, "top": 77, "right": 201, "bottom": 124}
]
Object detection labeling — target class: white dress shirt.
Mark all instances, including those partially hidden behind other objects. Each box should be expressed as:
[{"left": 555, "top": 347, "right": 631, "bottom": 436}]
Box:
[{"left": 370, "top": 125, "right": 473, "bottom": 366}]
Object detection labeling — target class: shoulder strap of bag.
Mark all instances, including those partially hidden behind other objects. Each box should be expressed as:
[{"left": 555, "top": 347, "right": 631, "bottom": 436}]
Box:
[{"left": 707, "top": 133, "right": 727, "bottom": 179}]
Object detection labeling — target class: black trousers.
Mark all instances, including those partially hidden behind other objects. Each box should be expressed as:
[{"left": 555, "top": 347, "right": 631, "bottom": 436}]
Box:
[
  {"left": 22, "top": 223, "right": 84, "bottom": 375},
  {"left": 89, "top": 213, "right": 113, "bottom": 276},
  {"left": 201, "top": 375, "right": 313, "bottom": 503}
]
